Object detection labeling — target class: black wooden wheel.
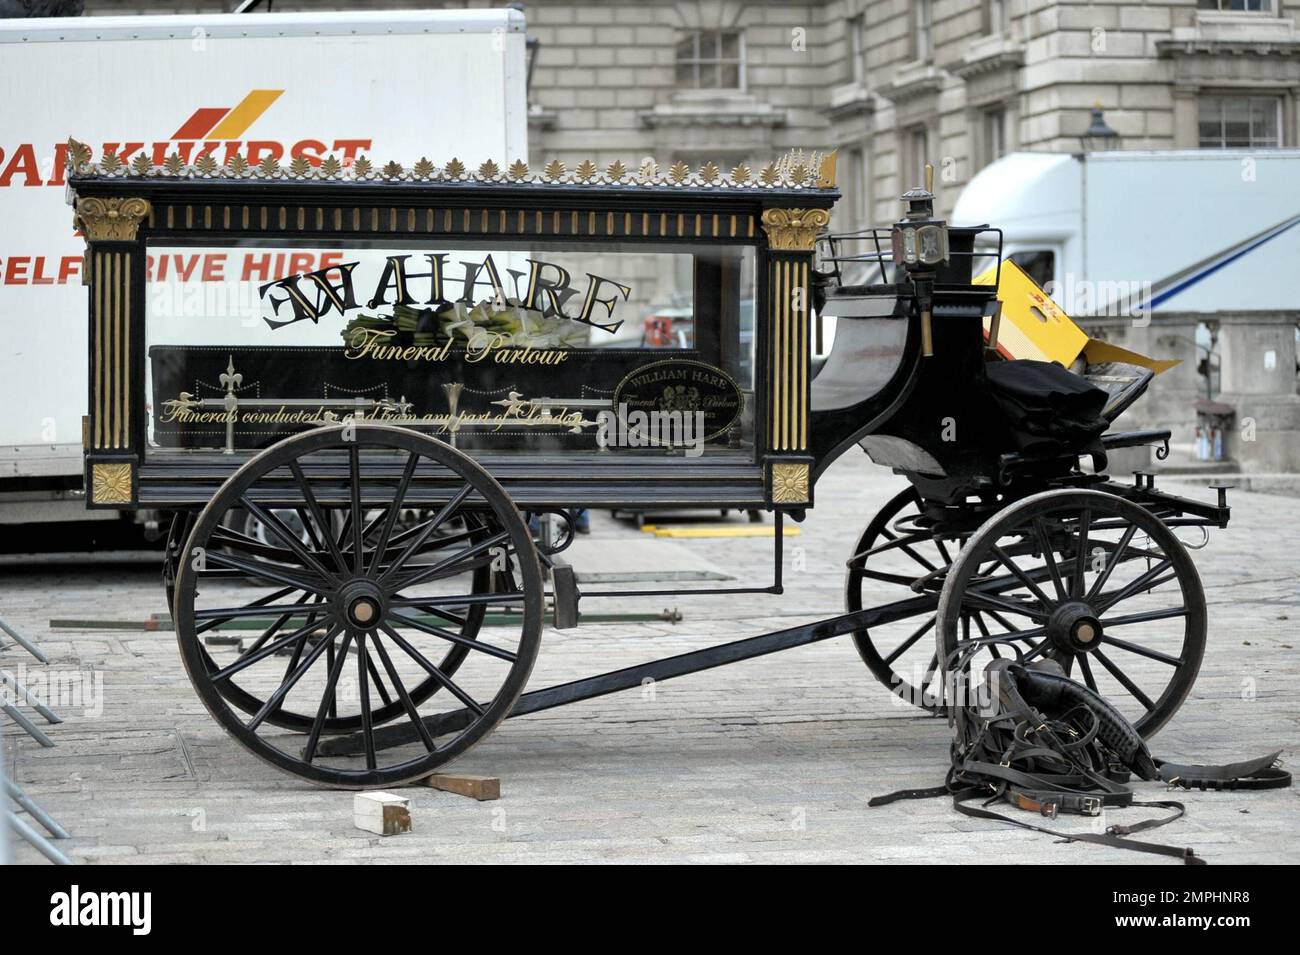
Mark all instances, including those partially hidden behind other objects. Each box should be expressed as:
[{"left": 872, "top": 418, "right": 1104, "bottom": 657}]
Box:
[
  {"left": 845, "top": 486, "right": 963, "bottom": 712},
  {"left": 167, "top": 508, "right": 492, "bottom": 733},
  {"left": 935, "top": 489, "right": 1206, "bottom": 738},
  {"left": 172, "top": 423, "right": 543, "bottom": 787}
]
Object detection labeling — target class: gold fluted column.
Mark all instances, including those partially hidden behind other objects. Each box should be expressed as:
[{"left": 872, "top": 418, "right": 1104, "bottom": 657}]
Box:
[
  {"left": 75, "top": 196, "right": 150, "bottom": 506},
  {"left": 759, "top": 206, "right": 828, "bottom": 506}
]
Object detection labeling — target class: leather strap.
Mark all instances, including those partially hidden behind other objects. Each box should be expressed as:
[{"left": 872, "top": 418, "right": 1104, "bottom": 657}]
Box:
[
  {"left": 1157, "top": 752, "right": 1290, "bottom": 791},
  {"left": 950, "top": 788, "right": 1204, "bottom": 865}
]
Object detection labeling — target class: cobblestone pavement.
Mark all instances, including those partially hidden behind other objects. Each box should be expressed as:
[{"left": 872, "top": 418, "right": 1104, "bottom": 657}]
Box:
[{"left": 3, "top": 454, "right": 1298, "bottom": 864}]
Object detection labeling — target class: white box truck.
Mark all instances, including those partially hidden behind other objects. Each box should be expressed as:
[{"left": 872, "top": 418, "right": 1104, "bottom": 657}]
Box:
[
  {"left": 953, "top": 149, "right": 1300, "bottom": 319},
  {"left": 0, "top": 8, "right": 528, "bottom": 532}
]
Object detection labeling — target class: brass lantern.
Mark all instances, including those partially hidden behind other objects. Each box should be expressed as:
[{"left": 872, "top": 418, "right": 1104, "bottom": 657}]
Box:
[{"left": 891, "top": 163, "right": 949, "bottom": 356}]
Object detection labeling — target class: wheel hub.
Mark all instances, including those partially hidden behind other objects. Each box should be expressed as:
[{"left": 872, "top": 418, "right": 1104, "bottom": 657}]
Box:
[
  {"left": 337, "top": 579, "right": 386, "bottom": 630},
  {"left": 1047, "top": 601, "right": 1103, "bottom": 654}
]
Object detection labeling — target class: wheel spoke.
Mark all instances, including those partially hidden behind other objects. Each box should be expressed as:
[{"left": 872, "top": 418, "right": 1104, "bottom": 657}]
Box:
[
  {"left": 380, "top": 623, "right": 485, "bottom": 717},
  {"left": 379, "top": 484, "right": 475, "bottom": 583},
  {"left": 209, "top": 526, "right": 305, "bottom": 564},
  {"left": 981, "top": 608, "right": 1020, "bottom": 633},
  {"left": 1094, "top": 558, "right": 1174, "bottom": 613},
  {"left": 921, "top": 651, "right": 940, "bottom": 693},
  {"left": 883, "top": 616, "right": 935, "bottom": 666},
  {"left": 195, "top": 601, "right": 328, "bottom": 622},
  {"left": 848, "top": 532, "right": 937, "bottom": 569},
  {"left": 203, "top": 549, "right": 332, "bottom": 596},
  {"left": 878, "top": 526, "right": 939, "bottom": 574},
  {"left": 390, "top": 592, "right": 526, "bottom": 609},
  {"left": 1102, "top": 606, "right": 1188, "bottom": 628},
  {"left": 295, "top": 506, "right": 324, "bottom": 552},
  {"left": 961, "top": 591, "right": 1048, "bottom": 622},
  {"left": 969, "top": 611, "right": 1004, "bottom": 659},
  {"left": 348, "top": 444, "right": 364, "bottom": 574},
  {"left": 1076, "top": 653, "right": 1098, "bottom": 691},
  {"left": 339, "top": 509, "right": 391, "bottom": 558},
  {"left": 1020, "top": 640, "right": 1051, "bottom": 664},
  {"left": 995, "top": 624, "right": 1048, "bottom": 643},
  {"left": 988, "top": 544, "right": 1052, "bottom": 608},
  {"left": 1084, "top": 522, "right": 1137, "bottom": 601},
  {"left": 858, "top": 567, "right": 933, "bottom": 589},
  {"left": 356, "top": 632, "right": 377, "bottom": 770},
  {"left": 196, "top": 586, "right": 295, "bottom": 636},
  {"left": 247, "top": 624, "right": 341, "bottom": 731},
  {"left": 1093, "top": 648, "right": 1155, "bottom": 711},
  {"left": 289, "top": 459, "right": 350, "bottom": 575},
  {"left": 369, "top": 631, "right": 437, "bottom": 752},
  {"left": 237, "top": 593, "right": 322, "bottom": 657},
  {"left": 388, "top": 612, "right": 517, "bottom": 662},
  {"left": 366, "top": 651, "right": 394, "bottom": 707},
  {"left": 303, "top": 632, "right": 355, "bottom": 763},
  {"left": 1102, "top": 634, "right": 1184, "bottom": 667},
  {"left": 240, "top": 496, "right": 338, "bottom": 584},
  {"left": 326, "top": 640, "right": 339, "bottom": 719},
  {"left": 368, "top": 452, "right": 421, "bottom": 575},
  {"left": 407, "top": 603, "right": 469, "bottom": 629},
  {"left": 390, "top": 529, "right": 511, "bottom": 592},
  {"left": 1071, "top": 507, "right": 1091, "bottom": 599},
  {"left": 1031, "top": 518, "right": 1068, "bottom": 603},
  {"left": 212, "top": 615, "right": 331, "bottom": 683}
]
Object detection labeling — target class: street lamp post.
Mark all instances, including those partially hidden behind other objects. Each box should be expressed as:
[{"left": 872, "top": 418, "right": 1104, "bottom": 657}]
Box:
[{"left": 1080, "top": 104, "right": 1120, "bottom": 153}]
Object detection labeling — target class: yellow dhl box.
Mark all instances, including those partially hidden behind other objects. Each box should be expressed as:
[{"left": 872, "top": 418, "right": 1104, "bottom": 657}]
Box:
[{"left": 973, "top": 260, "right": 1179, "bottom": 375}]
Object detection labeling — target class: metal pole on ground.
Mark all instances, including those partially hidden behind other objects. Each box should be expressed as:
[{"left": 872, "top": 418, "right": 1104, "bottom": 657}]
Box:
[{"left": 0, "top": 617, "right": 48, "bottom": 665}]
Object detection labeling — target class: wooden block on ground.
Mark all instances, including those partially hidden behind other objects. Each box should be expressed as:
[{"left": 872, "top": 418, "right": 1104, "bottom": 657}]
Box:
[
  {"left": 422, "top": 773, "right": 500, "bottom": 801},
  {"left": 353, "top": 791, "right": 412, "bottom": 835}
]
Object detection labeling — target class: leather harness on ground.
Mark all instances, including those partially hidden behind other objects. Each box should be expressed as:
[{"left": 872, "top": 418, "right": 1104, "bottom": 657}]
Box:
[{"left": 870, "top": 658, "right": 1290, "bottom": 864}]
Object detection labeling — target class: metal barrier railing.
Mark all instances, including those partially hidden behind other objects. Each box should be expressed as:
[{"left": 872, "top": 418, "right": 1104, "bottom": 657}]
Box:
[{"left": 1, "top": 616, "right": 71, "bottom": 865}]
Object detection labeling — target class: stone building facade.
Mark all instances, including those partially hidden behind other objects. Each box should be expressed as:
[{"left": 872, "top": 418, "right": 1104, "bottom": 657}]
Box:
[
  {"left": 78, "top": 1, "right": 1300, "bottom": 225},
  {"left": 72, "top": 0, "right": 1300, "bottom": 470}
]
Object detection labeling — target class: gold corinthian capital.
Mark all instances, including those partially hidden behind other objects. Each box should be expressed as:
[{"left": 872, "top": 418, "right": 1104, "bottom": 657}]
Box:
[
  {"left": 760, "top": 207, "right": 831, "bottom": 252},
  {"left": 74, "top": 196, "right": 152, "bottom": 242}
]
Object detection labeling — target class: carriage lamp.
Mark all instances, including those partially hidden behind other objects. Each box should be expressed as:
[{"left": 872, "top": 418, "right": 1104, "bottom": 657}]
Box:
[
  {"left": 891, "top": 162, "right": 949, "bottom": 356},
  {"left": 890, "top": 221, "right": 949, "bottom": 268}
]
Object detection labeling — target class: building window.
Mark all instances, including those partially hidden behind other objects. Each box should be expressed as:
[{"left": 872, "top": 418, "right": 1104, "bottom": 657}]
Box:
[
  {"left": 675, "top": 29, "right": 744, "bottom": 90},
  {"left": 985, "top": 0, "right": 1008, "bottom": 34},
  {"left": 847, "top": 14, "right": 865, "bottom": 85},
  {"left": 913, "top": 0, "right": 934, "bottom": 62},
  {"left": 843, "top": 146, "right": 867, "bottom": 230},
  {"left": 903, "top": 126, "right": 930, "bottom": 187},
  {"left": 1198, "top": 95, "right": 1281, "bottom": 147},
  {"left": 1197, "top": 1, "right": 1273, "bottom": 11},
  {"left": 982, "top": 107, "right": 1008, "bottom": 165}
]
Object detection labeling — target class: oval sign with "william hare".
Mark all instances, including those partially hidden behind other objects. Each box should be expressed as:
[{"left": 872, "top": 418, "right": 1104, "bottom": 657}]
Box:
[{"left": 610, "top": 359, "right": 743, "bottom": 448}]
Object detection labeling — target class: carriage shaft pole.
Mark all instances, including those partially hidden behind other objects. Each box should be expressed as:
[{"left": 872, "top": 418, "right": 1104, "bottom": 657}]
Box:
[{"left": 318, "top": 593, "right": 937, "bottom": 758}]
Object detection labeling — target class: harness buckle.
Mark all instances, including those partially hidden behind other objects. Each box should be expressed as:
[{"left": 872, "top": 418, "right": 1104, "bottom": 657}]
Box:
[{"left": 1079, "top": 796, "right": 1102, "bottom": 816}]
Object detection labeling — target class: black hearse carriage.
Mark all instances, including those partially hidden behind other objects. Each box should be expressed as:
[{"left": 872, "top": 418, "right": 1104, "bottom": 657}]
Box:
[{"left": 68, "top": 142, "right": 1230, "bottom": 786}]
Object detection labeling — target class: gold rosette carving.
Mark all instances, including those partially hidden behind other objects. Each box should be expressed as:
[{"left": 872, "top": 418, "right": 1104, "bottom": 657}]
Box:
[
  {"left": 770, "top": 463, "right": 810, "bottom": 504},
  {"left": 91, "top": 463, "right": 133, "bottom": 505}
]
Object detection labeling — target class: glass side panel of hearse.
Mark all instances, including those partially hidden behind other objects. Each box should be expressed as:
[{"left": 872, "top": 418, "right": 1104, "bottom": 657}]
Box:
[{"left": 142, "top": 239, "right": 757, "bottom": 461}]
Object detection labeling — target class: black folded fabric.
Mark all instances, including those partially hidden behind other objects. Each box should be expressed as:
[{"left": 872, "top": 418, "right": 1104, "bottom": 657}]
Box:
[{"left": 985, "top": 359, "right": 1108, "bottom": 455}]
